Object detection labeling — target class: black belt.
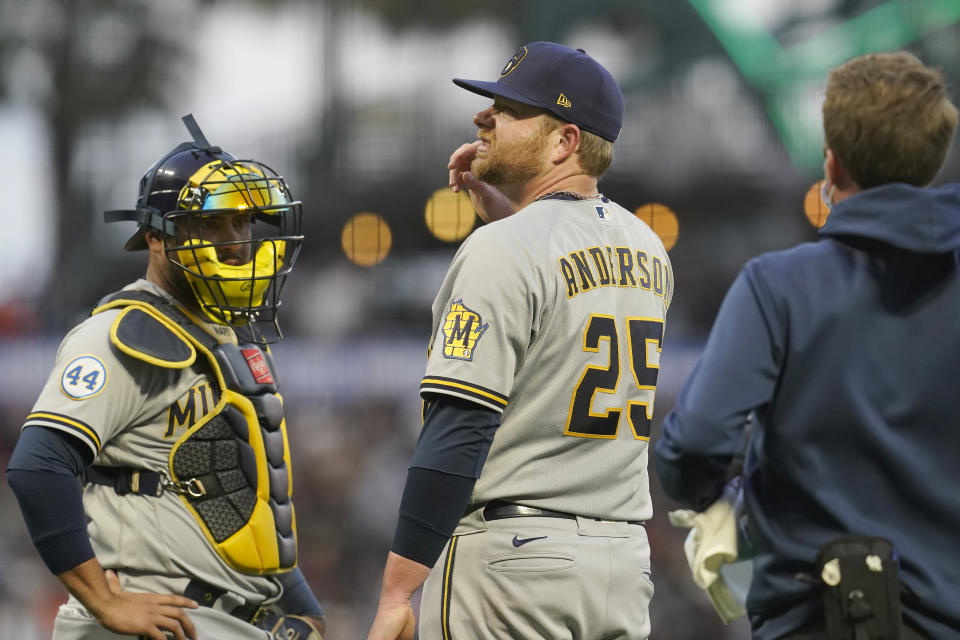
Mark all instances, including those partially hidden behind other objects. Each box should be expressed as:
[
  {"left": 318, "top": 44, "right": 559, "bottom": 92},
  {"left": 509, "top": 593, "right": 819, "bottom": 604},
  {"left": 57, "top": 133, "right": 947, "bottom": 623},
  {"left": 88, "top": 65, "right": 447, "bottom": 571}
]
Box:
[
  {"left": 482, "top": 500, "right": 644, "bottom": 526},
  {"left": 186, "top": 581, "right": 318, "bottom": 635},
  {"left": 185, "top": 579, "right": 262, "bottom": 623}
]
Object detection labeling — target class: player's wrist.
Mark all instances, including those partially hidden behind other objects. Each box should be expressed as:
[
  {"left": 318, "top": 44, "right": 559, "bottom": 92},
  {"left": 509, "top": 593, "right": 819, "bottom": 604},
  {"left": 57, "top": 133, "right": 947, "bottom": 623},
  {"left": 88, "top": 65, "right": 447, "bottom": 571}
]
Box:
[
  {"left": 379, "top": 551, "right": 431, "bottom": 601},
  {"left": 57, "top": 559, "right": 115, "bottom": 619},
  {"left": 85, "top": 592, "right": 122, "bottom": 625}
]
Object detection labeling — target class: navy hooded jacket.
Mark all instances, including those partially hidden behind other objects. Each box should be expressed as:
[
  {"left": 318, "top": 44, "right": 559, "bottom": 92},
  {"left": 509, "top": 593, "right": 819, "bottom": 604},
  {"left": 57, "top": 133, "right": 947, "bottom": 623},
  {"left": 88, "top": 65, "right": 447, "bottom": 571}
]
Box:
[{"left": 655, "top": 183, "right": 960, "bottom": 639}]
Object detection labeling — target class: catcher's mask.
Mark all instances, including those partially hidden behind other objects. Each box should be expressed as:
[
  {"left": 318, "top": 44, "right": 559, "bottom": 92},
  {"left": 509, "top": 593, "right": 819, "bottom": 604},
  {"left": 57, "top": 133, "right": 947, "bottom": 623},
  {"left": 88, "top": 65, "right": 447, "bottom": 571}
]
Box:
[{"left": 105, "top": 115, "right": 303, "bottom": 343}]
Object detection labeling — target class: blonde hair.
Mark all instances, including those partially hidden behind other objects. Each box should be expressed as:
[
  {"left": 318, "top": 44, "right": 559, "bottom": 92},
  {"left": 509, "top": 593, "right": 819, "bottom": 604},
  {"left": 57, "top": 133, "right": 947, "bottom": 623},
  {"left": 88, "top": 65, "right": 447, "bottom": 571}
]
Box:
[
  {"left": 823, "top": 51, "right": 958, "bottom": 188},
  {"left": 541, "top": 114, "right": 614, "bottom": 178}
]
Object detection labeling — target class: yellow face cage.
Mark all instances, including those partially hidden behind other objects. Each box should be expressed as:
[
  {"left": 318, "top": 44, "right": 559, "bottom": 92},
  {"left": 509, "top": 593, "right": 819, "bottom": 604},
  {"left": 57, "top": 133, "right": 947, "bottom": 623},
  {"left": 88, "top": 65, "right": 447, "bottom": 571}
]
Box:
[{"left": 163, "top": 159, "right": 302, "bottom": 343}]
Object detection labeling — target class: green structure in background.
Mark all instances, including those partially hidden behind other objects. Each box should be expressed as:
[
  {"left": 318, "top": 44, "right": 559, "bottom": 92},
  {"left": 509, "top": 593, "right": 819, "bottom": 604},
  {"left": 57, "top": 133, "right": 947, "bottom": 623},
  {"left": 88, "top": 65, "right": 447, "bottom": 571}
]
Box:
[{"left": 689, "top": 0, "right": 960, "bottom": 174}]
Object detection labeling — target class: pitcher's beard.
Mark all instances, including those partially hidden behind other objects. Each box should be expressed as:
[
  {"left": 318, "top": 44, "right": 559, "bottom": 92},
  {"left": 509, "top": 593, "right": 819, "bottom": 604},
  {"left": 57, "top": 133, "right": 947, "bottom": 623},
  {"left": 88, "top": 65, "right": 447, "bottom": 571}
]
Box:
[{"left": 472, "top": 129, "right": 549, "bottom": 186}]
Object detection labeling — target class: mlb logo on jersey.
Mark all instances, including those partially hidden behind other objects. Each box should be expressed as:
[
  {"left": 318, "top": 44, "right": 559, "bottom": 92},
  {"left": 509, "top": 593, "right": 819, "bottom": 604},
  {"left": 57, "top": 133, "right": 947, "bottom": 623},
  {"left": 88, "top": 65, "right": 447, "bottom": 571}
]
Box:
[
  {"left": 596, "top": 205, "right": 610, "bottom": 220},
  {"left": 441, "top": 300, "right": 488, "bottom": 361}
]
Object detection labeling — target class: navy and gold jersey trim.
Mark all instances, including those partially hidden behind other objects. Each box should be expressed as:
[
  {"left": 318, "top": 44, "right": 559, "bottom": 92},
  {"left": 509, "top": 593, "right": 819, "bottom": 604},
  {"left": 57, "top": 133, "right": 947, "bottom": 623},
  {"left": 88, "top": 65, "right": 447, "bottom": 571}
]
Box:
[
  {"left": 420, "top": 376, "right": 508, "bottom": 412},
  {"left": 441, "top": 535, "right": 459, "bottom": 640},
  {"left": 23, "top": 411, "right": 101, "bottom": 455}
]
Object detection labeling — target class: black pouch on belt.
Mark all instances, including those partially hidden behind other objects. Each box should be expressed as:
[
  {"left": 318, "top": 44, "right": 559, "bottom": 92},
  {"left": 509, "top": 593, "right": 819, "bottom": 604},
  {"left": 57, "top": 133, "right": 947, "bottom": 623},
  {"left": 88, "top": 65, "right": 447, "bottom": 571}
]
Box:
[{"left": 816, "top": 536, "right": 902, "bottom": 639}]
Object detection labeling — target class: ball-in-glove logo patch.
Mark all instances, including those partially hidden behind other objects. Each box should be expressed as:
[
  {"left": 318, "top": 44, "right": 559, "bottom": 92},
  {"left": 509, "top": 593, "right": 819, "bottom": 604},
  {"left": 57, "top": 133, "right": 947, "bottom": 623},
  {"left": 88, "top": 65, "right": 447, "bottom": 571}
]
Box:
[
  {"left": 442, "top": 299, "right": 489, "bottom": 361},
  {"left": 500, "top": 46, "right": 528, "bottom": 77}
]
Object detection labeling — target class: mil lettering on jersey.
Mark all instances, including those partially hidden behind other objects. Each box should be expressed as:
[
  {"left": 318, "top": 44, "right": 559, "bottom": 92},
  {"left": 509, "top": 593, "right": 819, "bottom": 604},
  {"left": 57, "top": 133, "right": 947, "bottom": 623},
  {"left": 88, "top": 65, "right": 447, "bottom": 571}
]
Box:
[
  {"left": 60, "top": 355, "right": 108, "bottom": 400},
  {"left": 441, "top": 299, "right": 489, "bottom": 361},
  {"left": 558, "top": 245, "right": 670, "bottom": 302},
  {"left": 165, "top": 381, "right": 220, "bottom": 438},
  {"left": 242, "top": 347, "right": 275, "bottom": 384}
]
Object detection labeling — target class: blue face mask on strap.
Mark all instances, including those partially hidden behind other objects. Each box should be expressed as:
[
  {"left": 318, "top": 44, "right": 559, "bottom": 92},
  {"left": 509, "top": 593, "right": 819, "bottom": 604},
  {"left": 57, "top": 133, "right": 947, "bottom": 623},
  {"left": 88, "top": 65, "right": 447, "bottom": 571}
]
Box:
[{"left": 820, "top": 181, "right": 835, "bottom": 212}]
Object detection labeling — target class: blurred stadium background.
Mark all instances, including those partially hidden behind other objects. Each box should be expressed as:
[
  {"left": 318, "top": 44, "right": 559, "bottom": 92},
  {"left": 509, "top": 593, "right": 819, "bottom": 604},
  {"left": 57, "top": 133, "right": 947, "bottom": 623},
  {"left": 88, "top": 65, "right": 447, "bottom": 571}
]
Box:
[{"left": 2, "top": 1, "right": 959, "bottom": 637}]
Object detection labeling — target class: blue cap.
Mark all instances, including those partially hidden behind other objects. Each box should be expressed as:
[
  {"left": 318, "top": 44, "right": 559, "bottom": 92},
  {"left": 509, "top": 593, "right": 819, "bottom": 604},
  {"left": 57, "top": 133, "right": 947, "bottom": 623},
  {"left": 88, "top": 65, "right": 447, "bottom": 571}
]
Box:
[{"left": 453, "top": 41, "right": 625, "bottom": 142}]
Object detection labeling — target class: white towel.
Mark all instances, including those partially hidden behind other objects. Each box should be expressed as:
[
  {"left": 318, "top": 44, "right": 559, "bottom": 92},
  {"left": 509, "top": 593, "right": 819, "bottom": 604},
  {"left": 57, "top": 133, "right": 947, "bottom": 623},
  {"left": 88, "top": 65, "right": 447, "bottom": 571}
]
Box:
[{"left": 667, "top": 487, "right": 750, "bottom": 623}]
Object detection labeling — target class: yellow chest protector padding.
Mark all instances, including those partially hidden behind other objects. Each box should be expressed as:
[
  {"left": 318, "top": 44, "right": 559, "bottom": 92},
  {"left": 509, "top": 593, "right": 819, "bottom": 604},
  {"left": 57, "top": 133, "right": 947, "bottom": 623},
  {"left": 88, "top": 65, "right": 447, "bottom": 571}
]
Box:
[
  {"left": 170, "top": 388, "right": 296, "bottom": 575},
  {"left": 92, "top": 291, "right": 296, "bottom": 575}
]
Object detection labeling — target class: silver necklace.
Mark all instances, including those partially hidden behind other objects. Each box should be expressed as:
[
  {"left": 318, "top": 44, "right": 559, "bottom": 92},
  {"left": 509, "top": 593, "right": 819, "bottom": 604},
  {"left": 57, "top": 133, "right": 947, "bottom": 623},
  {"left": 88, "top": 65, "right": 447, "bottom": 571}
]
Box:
[{"left": 531, "top": 190, "right": 603, "bottom": 203}]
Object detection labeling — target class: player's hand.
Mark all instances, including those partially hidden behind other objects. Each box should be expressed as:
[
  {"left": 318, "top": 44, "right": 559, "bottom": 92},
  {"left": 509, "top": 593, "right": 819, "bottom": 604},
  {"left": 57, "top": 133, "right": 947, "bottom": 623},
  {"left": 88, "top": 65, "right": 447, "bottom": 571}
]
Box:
[
  {"left": 448, "top": 141, "right": 515, "bottom": 222},
  {"left": 448, "top": 141, "right": 481, "bottom": 195},
  {"left": 92, "top": 570, "right": 198, "bottom": 640},
  {"left": 366, "top": 602, "right": 416, "bottom": 640}
]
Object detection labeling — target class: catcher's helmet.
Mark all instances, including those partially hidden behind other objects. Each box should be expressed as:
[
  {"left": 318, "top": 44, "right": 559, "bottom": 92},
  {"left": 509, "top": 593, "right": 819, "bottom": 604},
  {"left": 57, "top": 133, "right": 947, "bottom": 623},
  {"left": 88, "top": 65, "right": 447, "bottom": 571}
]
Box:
[{"left": 105, "top": 115, "right": 303, "bottom": 343}]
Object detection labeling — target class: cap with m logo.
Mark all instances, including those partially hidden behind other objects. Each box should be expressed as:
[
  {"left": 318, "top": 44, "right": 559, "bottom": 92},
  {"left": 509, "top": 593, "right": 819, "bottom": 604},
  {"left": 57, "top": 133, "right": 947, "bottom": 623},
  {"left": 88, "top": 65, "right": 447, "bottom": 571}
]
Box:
[{"left": 453, "top": 41, "right": 625, "bottom": 142}]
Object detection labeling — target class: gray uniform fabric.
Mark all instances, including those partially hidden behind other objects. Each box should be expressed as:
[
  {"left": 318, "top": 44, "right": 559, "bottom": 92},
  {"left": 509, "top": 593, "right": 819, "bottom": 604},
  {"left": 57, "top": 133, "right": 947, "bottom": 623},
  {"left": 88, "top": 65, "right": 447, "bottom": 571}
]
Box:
[
  {"left": 54, "top": 597, "right": 270, "bottom": 640},
  {"left": 418, "top": 196, "right": 671, "bottom": 638},
  {"left": 23, "top": 279, "right": 281, "bottom": 637},
  {"left": 421, "top": 511, "right": 653, "bottom": 640}
]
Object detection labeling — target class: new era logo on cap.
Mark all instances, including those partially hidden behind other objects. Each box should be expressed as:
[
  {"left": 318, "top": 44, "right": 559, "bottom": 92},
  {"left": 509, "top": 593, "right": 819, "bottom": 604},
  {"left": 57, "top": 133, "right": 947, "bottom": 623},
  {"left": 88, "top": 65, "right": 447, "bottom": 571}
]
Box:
[{"left": 453, "top": 41, "right": 625, "bottom": 142}]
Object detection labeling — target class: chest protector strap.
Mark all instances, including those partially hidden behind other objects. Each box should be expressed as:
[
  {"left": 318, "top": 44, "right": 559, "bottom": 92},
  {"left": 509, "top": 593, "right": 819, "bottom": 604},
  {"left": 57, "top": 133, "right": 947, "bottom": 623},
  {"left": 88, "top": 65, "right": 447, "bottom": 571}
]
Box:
[{"left": 92, "top": 291, "right": 297, "bottom": 575}]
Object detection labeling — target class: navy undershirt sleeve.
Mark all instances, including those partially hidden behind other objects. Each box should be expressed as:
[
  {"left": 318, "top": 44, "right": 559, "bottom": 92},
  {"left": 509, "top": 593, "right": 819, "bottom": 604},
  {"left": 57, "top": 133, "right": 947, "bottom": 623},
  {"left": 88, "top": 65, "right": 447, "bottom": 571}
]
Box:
[
  {"left": 409, "top": 394, "right": 500, "bottom": 476},
  {"left": 391, "top": 395, "right": 500, "bottom": 567},
  {"left": 6, "top": 426, "right": 96, "bottom": 574},
  {"left": 275, "top": 567, "right": 324, "bottom": 617},
  {"left": 8, "top": 425, "right": 93, "bottom": 474},
  {"left": 391, "top": 468, "right": 477, "bottom": 567}
]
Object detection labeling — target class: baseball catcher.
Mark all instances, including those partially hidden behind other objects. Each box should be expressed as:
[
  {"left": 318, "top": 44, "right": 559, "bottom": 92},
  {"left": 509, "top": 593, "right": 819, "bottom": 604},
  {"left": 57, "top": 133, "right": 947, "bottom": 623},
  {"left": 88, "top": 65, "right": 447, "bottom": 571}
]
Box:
[{"left": 7, "top": 115, "right": 325, "bottom": 640}]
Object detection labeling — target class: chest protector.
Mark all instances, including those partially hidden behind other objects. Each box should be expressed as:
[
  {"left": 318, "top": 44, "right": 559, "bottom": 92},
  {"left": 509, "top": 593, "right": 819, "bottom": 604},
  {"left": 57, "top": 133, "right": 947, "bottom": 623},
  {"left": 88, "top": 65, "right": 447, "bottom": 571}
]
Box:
[{"left": 92, "top": 290, "right": 297, "bottom": 575}]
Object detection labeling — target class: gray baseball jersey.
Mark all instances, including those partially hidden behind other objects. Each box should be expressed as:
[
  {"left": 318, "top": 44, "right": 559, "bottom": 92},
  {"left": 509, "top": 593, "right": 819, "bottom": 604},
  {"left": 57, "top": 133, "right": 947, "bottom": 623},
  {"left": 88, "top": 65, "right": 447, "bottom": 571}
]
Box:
[
  {"left": 420, "top": 196, "right": 672, "bottom": 523},
  {"left": 22, "top": 279, "right": 280, "bottom": 605}
]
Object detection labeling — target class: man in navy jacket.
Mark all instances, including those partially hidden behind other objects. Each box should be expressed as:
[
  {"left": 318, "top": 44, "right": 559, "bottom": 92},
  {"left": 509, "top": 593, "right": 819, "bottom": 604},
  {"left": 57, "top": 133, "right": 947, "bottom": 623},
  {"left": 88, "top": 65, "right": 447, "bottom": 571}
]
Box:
[{"left": 655, "top": 51, "right": 960, "bottom": 639}]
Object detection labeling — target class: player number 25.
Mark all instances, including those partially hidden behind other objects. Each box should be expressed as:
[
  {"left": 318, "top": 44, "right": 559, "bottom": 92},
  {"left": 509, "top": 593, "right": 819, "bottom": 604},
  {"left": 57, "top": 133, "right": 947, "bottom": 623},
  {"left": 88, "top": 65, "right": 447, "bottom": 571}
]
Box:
[{"left": 564, "top": 315, "right": 664, "bottom": 440}]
